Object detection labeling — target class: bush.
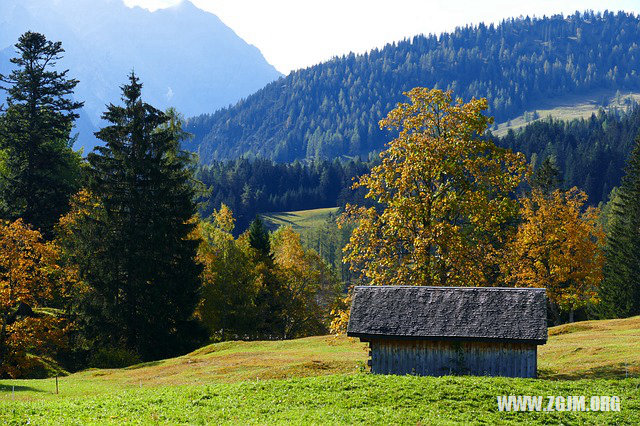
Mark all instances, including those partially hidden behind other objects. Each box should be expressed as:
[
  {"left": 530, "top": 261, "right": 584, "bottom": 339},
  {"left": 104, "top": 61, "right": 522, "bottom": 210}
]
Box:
[
  {"left": 17, "top": 355, "right": 67, "bottom": 379},
  {"left": 88, "top": 347, "right": 142, "bottom": 369}
]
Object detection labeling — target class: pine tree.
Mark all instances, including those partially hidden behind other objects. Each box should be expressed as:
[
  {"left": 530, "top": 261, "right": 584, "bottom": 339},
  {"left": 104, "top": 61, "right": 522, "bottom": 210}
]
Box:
[
  {"left": 0, "top": 32, "right": 83, "bottom": 237},
  {"left": 600, "top": 137, "right": 640, "bottom": 318},
  {"left": 69, "top": 73, "right": 203, "bottom": 359},
  {"left": 531, "top": 156, "right": 560, "bottom": 195},
  {"left": 248, "top": 216, "right": 271, "bottom": 260},
  {"left": 246, "top": 216, "right": 289, "bottom": 337}
]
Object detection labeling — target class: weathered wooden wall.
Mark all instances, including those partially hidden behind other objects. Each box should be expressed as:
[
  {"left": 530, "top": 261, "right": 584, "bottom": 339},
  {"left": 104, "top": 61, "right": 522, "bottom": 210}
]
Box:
[{"left": 368, "top": 339, "right": 537, "bottom": 378}]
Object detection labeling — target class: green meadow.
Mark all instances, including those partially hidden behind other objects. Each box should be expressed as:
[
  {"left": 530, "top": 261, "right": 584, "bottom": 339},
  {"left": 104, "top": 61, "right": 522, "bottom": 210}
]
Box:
[
  {"left": 261, "top": 208, "right": 340, "bottom": 234},
  {"left": 492, "top": 89, "right": 640, "bottom": 137},
  {"left": 1, "top": 316, "right": 639, "bottom": 424}
]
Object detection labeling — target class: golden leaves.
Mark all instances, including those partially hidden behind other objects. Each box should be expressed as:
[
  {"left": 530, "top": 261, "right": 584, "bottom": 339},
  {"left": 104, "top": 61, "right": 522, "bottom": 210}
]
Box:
[
  {"left": 0, "top": 219, "right": 73, "bottom": 378},
  {"left": 342, "top": 87, "right": 527, "bottom": 288},
  {"left": 503, "top": 188, "right": 605, "bottom": 314}
]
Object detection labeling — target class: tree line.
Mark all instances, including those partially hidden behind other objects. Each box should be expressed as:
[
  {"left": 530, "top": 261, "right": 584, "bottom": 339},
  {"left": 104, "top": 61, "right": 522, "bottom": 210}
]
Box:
[
  {"left": 195, "top": 106, "right": 640, "bottom": 238},
  {"left": 0, "top": 33, "right": 340, "bottom": 378},
  {"left": 495, "top": 107, "right": 640, "bottom": 206},
  {"left": 197, "top": 158, "right": 371, "bottom": 233},
  {"left": 186, "top": 10, "right": 640, "bottom": 162}
]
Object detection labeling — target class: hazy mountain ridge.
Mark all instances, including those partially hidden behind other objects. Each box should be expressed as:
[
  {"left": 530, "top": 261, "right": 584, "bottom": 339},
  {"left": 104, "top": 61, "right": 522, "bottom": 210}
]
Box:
[
  {"left": 185, "top": 11, "right": 640, "bottom": 163},
  {"left": 0, "top": 0, "right": 282, "bottom": 151}
]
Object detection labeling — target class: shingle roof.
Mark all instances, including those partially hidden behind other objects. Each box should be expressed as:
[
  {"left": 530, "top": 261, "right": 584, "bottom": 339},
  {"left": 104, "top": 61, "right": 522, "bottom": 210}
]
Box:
[{"left": 346, "top": 286, "right": 547, "bottom": 344}]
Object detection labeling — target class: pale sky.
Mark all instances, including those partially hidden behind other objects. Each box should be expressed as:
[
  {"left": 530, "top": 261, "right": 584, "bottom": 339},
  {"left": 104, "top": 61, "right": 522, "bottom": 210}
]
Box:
[{"left": 124, "top": 0, "right": 640, "bottom": 75}]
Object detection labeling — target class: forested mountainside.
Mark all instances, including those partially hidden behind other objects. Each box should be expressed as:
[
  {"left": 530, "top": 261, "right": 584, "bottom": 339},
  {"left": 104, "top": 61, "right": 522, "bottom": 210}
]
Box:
[
  {"left": 496, "top": 106, "right": 640, "bottom": 205},
  {"left": 186, "top": 11, "right": 640, "bottom": 163},
  {"left": 197, "top": 106, "right": 640, "bottom": 232}
]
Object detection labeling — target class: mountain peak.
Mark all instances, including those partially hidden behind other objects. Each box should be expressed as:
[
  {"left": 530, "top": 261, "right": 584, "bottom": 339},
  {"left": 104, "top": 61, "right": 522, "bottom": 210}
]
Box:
[{"left": 1, "top": 0, "right": 282, "bottom": 151}]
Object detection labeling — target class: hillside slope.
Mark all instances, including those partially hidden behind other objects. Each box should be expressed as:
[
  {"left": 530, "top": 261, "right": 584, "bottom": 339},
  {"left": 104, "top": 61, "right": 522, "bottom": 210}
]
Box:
[
  {"left": 1, "top": 317, "right": 638, "bottom": 424},
  {"left": 2, "top": 315, "right": 638, "bottom": 394},
  {"left": 493, "top": 90, "right": 640, "bottom": 137},
  {"left": 187, "top": 11, "right": 640, "bottom": 163},
  {"left": 540, "top": 316, "right": 640, "bottom": 379},
  {"left": 261, "top": 208, "right": 340, "bottom": 233}
]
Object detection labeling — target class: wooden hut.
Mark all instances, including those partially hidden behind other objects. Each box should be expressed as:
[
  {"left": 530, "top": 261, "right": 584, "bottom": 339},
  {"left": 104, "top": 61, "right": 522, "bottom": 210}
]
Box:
[{"left": 346, "top": 286, "right": 547, "bottom": 378}]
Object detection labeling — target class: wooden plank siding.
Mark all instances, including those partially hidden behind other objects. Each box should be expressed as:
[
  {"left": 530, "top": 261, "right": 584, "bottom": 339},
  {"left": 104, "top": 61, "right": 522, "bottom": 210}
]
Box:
[{"left": 368, "top": 339, "right": 537, "bottom": 378}]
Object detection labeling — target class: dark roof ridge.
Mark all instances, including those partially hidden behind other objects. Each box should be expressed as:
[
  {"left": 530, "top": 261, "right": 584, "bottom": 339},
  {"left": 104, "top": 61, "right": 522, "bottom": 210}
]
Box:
[{"left": 353, "top": 285, "right": 546, "bottom": 291}]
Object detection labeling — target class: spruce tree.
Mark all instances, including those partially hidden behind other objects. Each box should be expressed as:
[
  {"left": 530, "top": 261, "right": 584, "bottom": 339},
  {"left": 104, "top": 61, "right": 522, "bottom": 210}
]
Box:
[
  {"left": 78, "top": 73, "right": 203, "bottom": 359},
  {"left": 531, "top": 156, "right": 560, "bottom": 195},
  {"left": 246, "top": 216, "right": 288, "bottom": 337},
  {"left": 248, "top": 216, "right": 271, "bottom": 259},
  {"left": 0, "top": 32, "right": 83, "bottom": 237},
  {"left": 600, "top": 137, "right": 640, "bottom": 318}
]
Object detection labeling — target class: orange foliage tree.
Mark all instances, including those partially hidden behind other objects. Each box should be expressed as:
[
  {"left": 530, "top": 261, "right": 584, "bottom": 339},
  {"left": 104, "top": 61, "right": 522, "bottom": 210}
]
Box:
[
  {"left": 341, "top": 88, "right": 527, "bottom": 287},
  {"left": 0, "top": 219, "right": 71, "bottom": 378},
  {"left": 503, "top": 188, "right": 605, "bottom": 323}
]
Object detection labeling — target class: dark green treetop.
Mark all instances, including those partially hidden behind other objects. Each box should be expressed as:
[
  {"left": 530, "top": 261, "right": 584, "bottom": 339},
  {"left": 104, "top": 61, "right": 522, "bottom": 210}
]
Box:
[
  {"left": 531, "top": 156, "right": 561, "bottom": 195},
  {"left": 599, "top": 137, "right": 640, "bottom": 318},
  {"left": 248, "top": 216, "right": 271, "bottom": 259},
  {"left": 0, "top": 31, "right": 83, "bottom": 236}
]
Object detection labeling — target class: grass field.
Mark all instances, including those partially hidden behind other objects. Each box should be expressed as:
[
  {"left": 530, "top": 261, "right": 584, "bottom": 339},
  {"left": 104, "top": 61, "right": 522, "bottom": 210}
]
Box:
[
  {"left": 1, "top": 316, "right": 639, "bottom": 424},
  {"left": 261, "top": 207, "right": 340, "bottom": 233},
  {"left": 493, "top": 89, "right": 640, "bottom": 137}
]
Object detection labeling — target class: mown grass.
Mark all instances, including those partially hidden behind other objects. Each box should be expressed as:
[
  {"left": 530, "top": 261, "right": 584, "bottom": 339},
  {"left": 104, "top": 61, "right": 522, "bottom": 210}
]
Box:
[
  {"left": 1, "top": 316, "right": 639, "bottom": 424},
  {"left": 1, "top": 375, "right": 638, "bottom": 424},
  {"left": 261, "top": 207, "right": 339, "bottom": 233}
]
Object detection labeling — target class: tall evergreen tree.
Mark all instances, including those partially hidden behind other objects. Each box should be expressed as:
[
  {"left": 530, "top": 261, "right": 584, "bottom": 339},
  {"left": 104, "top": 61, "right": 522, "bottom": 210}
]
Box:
[
  {"left": 531, "top": 156, "right": 561, "bottom": 195},
  {"left": 600, "top": 137, "right": 640, "bottom": 318},
  {"left": 245, "top": 216, "right": 289, "bottom": 337},
  {"left": 248, "top": 216, "right": 271, "bottom": 259},
  {"left": 68, "top": 73, "right": 203, "bottom": 359},
  {"left": 0, "top": 32, "right": 83, "bottom": 237}
]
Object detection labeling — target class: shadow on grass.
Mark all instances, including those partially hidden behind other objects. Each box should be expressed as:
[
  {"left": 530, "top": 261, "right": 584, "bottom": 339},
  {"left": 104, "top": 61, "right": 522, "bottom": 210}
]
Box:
[
  {"left": 0, "top": 383, "right": 44, "bottom": 393},
  {"left": 548, "top": 323, "right": 593, "bottom": 336},
  {"left": 263, "top": 214, "right": 301, "bottom": 231},
  {"left": 539, "top": 363, "right": 639, "bottom": 380},
  {"left": 125, "top": 360, "right": 163, "bottom": 370},
  {"left": 271, "top": 212, "right": 297, "bottom": 218}
]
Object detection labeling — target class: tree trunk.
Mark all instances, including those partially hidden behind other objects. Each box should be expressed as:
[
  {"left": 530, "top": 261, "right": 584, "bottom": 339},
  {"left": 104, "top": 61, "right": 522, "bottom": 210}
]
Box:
[{"left": 0, "top": 314, "right": 8, "bottom": 369}]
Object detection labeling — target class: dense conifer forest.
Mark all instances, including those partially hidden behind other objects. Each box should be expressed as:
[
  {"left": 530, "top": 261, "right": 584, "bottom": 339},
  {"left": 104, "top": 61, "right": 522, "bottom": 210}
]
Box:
[
  {"left": 197, "top": 158, "right": 371, "bottom": 232},
  {"left": 186, "top": 11, "right": 640, "bottom": 162},
  {"left": 496, "top": 106, "right": 640, "bottom": 205},
  {"left": 196, "top": 106, "right": 640, "bottom": 231}
]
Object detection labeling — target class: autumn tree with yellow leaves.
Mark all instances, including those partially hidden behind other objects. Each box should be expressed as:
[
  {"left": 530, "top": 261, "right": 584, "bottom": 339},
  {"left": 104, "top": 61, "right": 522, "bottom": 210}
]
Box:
[
  {"left": 196, "top": 206, "right": 340, "bottom": 340},
  {"left": 341, "top": 88, "right": 527, "bottom": 287},
  {"left": 504, "top": 188, "right": 605, "bottom": 323},
  {"left": 0, "top": 220, "right": 72, "bottom": 378},
  {"left": 195, "top": 204, "right": 259, "bottom": 340},
  {"left": 271, "top": 226, "right": 341, "bottom": 338}
]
